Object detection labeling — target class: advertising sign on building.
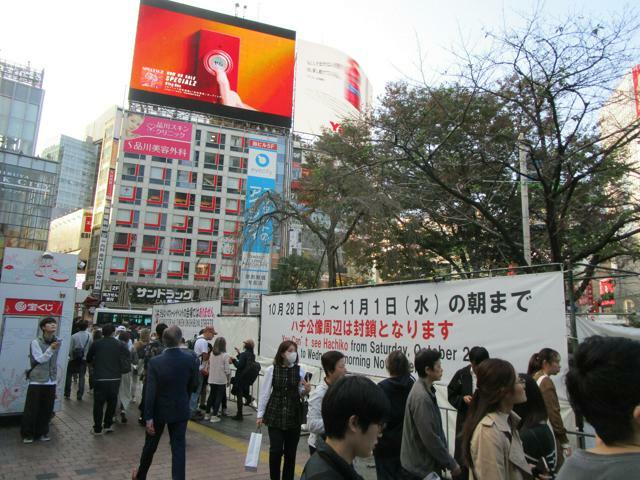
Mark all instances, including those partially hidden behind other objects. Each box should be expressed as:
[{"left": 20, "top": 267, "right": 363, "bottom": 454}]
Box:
[
  {"left": 261, "top": 272, "right": 567, "bottom": 381},
  {"left": 129, "top": 0, "right": 296, "bottom": 127},
  {"left": 1, "top": 248, "right": 76, "bottom": 288},
  {"left": 130, "top": 285, "right": 198, "bottom": 304},
  {"left": 240, "top": 138, "right": 278, "bottom": 300},
  {"left": 123, "top": 113, "right": 193, "bottom": 161},
  {"left": 294, "top": 40, "right": 373, "bottom": 136}
]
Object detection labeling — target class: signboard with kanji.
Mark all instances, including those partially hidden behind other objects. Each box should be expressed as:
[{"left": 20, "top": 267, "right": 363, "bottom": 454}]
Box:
[
  {"left": 260, "top": 272, "right": 567, "bottom": 382},
  {"left": 129, "top": 285, "right": 198, "bottom": 304}
]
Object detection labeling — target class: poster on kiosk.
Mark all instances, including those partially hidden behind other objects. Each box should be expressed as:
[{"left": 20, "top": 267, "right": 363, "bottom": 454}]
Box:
[{"left": 0, "top": 248, "right": 77, "bottom": 415}]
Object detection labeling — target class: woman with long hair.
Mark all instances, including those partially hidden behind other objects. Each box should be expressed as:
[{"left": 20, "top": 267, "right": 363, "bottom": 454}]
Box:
[
  {"left": 528, "top": 348, "right": 569, "bottom": 466},
  {"left": 513, "top": 374, "right": 557, "bottom": 476},
  {"left": 206, "top": 336, "right": 230, "bottom": 423},
  {"left": 462, "top": 358, "right": 532, "bottom": 479},
  {"left": 257, "top": 340, "right": 311, "bottom": 480}
]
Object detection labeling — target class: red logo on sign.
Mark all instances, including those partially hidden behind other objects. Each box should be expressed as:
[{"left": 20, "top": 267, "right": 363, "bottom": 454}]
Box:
[
  {"left": 84, "top": 213, "right": 93, "bottom": 233},
  {"left": 4, "top": 299, "right": 63, "bottom": 316}
]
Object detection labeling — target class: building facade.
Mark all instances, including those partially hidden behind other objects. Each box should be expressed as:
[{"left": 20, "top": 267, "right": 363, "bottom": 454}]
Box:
[
  {"left": 41, "top": 135, "right": 99, "bottom": 220},
  {"left": 84, "top": 109, "right": 287, "bottom": 308},
  {"left": 47, "top": 208, "right": 92, "bottom": 263},
  {"left": 0, "top": 150, "right": 58, "bottom": 262},
  {"left": 0, "top": 59, "right": 44, "bottom": 156}
]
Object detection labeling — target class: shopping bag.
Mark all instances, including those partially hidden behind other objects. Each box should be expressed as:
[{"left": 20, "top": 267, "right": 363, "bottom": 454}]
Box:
[{"left": 244, "top": 429, "right": 262, "bottom": 471}]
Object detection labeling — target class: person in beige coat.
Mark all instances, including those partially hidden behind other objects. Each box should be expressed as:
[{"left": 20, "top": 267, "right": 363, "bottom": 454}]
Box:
[{"left": 463, "top": 358, "right": 546, "bottom": 480}]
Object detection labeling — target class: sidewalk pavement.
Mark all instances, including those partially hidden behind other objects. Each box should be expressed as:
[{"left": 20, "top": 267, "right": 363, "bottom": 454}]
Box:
[{"left": 0, "top": 391, "right": 377, "bottom": 480}]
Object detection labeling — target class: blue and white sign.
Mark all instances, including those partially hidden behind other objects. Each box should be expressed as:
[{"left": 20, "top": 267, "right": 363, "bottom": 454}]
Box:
[{"left": 240, "top": 138, "right": 279, "bottom": 300}]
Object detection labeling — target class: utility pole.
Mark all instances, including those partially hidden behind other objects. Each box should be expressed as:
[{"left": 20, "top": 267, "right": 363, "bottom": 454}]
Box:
[{"left": 519, "top": 133, "right": 532, "bottom": 266}]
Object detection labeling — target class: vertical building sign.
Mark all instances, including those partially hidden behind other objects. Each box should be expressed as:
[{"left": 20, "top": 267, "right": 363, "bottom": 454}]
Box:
[{"left": 240, "top": 139, "right": 278, "bottom": 302}]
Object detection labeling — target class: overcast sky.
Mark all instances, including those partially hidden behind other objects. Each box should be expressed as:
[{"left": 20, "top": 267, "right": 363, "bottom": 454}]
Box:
[{"left": 1, "top": 0, "right": 636, "bottom": 154}]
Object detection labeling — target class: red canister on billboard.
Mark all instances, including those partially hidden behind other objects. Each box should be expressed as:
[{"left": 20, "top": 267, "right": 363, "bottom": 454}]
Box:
[
  {"left": 195, "top": 30, "right": 240, "bottom": 103},
  {"left": 345, "top": 59, "right": 361, "bottom": 111}
]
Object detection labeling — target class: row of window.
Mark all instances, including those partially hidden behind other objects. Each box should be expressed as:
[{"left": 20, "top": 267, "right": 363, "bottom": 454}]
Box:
[
  {"left": 121, "top": 156, "right": 247, "bottom": 182},
  {"left": 112, "top": 233, "right": 239, "bottom": 259},
  {"left": 118, "top": 178, "right": 246, "bottom": 206},
  {"left": 115, "top": 211, "right": 243, "bottom": 235},
  {"left": 109, "top": 257, "right": 239, "bottom": 282},
  {"left": 195, "top": 131, "right": 249, "bottom": 154}
]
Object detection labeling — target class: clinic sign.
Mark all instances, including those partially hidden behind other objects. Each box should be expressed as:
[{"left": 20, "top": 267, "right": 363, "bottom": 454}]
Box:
[{"left": 260, "top": 272, "right": 567, "bottom": 382}]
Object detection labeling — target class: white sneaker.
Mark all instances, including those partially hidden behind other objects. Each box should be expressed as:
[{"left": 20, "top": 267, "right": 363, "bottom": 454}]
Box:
[
  {"left": 209, "top": 416, "right": 221, "bottom": 423},
  {"left": 38, "top": 435, "right": 51, "bottom": 442},
  {"left": 221, "top": 409, "right": 228, "bottom": 417},
  {"left": 204, "top": 414, "right": 211, "bottom": 420}
]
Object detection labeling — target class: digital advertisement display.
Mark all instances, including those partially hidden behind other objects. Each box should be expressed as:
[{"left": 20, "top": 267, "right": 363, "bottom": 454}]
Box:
[{"left": 129, "top": 0, "right": 296, "bottom": 127}]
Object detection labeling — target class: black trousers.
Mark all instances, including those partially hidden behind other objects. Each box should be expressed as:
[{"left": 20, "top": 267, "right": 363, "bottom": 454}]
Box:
[
  {"left": 64, "top": 360, "right": 87, "bottom": 399},
  {"left": 206, "top": 384, "right": 226, "bottom": 415},
  {"left": 93, "top": 380, "right": 120, "bottom": 432},
  {"left": 21, "top": 384, "right": 56, "bottom": 439},
  {"left": 268, "top": 426, "right": 300, "bottom": 480},
  {"left": 136, "top": 420, "right": 187, "bottom": 480}
]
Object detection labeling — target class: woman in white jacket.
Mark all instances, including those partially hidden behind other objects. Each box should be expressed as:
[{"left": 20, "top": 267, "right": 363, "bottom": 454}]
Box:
[{"left": 206, "top": 337, "right": 230, "bottom": 423}]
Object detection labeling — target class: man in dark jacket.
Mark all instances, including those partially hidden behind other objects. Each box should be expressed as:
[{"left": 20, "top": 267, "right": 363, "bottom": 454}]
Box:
[
  {"left": 137, "top": 322, "right": 167, "bottom": 425},
  {"left": 230, "top": 338, "right": 259, "bottom": 420},
  {"left": 447, "top": 346, "right": 489, "bottom": 480},
  {"left": 132, "top": 325, "right": 199, "bottom": 480},
  {"left": 86, "top": 323, "right": 130, "bottom": 435},
  {"left": 374, "top": 351, "right": 414, "bottom": 480},
  {"left": 301, "top": 375, "right": 389, "bottom": 480}
]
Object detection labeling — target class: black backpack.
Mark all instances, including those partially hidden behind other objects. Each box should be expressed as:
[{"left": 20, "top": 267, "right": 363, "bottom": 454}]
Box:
[{"left": 71, "top": 336, "right": 90, "bottom": 362}]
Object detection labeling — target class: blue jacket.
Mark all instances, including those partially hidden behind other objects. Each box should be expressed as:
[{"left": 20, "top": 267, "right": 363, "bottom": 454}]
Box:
[{"left": 144, "top": 347, "right": 199, "bottom": 423}]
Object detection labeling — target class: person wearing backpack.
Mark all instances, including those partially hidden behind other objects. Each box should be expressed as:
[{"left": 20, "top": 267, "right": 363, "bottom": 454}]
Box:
[
  {"left": 230, "top": 339, "right": 259, "bottom": 420},
  {"left": 64, "top": 320, "right": 92, "bottom": 401}
]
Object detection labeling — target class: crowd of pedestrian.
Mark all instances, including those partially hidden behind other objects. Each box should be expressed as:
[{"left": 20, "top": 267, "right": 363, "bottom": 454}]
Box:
[{"left": 19, "top": 315, "right": 640, "bottom": 480}]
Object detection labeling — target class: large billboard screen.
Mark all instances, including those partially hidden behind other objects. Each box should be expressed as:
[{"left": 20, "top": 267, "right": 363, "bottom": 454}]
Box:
[
  {"left": 294, "top": 41, "right": 373, "bottom": 135},
  {"left": 129, "top": 0, "right": 296, "bottom": 127}
]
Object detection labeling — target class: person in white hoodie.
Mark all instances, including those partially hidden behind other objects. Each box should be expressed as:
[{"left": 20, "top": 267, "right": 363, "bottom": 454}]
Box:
[
  {"left": 307, "top": 350, "right": 347, "bottom": 454},
  {"left": 206, "top": 336, "right": 230, "bottom": 423}
]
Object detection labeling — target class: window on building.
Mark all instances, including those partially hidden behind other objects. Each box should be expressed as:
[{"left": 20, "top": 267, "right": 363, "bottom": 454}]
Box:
[
  {"left": 149, "top": 166, "right": 171, "bottom": 185},
  {"left": 119, "top": 185, "right": 141, "bottom": 204},
  {"left": 226, "top": 177, "right": 244, "bottom": 195},
  {"left": 115, "top": 209, "right": 139, "bottom": 227},
  {"left": 195, "top": 262, "right": 215, "bottom": 281},
  {"left": 176, "top": 170, "right": 197, "bottom": 188},
  {"left": 142, "top": 235, "right": 163, "bottom": 253},
  {"left": 110, "top": 257, "right": 134, "bottom": 277},
  {"left": 143, "top": 212, "right": 167, "bottom": 231},
  {"left": 203, "top": 153, "right": 224, "bottom": 170},
  {"left": 196, "top": 240, "right": 216, "bottom": 257},
  {"left": 199, "top": 195, "right": 220, "bottom": 213},
  {"left": 171, "top": 215, "right": 193, "bottom": 233},
  {"left": 169, "top": 237, "right": 191, "bottom": 256},
  {"left": 229, "top": 156, "right": 247, "bottom": 173},
  {"left": 147, "top": 189, "right": 168, "bottom": 207},
  {"left": 223, "top": 219, "right": 241, "bottom": 235},
  {"left": 167, "top": 260, "right": 189, "bottom": 279},
  {"left": 197, "top": 217, "right": 219, "bottom": 235},
  {"left": 230, "top": 135, "right": 247, "bottom": 153},
  {"left": 139, "top": 259, "right": 162, "bottom": 278},
  {"left": 202, "top": 173, "right": 223, "bottom": 192},
  {"left": 205, "top": 132, "right": 226, "bottom": 149},
  {"left": 122, "top": 163, "right": 144, "bottom": 181},
  {"left": 113, "top": 232, "right": 136, "bottom": 251},
  {"left": 225, "top": 198, "right": 244, "bottom": 215}
]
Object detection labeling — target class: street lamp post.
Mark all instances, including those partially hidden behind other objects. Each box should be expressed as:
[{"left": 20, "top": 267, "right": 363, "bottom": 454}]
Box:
[{"left": 519, "top": 133, "right": 532, "bottom": 266}]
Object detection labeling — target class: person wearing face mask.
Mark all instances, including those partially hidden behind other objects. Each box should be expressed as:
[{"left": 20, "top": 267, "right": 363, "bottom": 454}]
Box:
[
  {"left": 257, "top": 340, "right": 311, "bottom": 480},
  {"left": 300, "top": 375, "right": 390, "bottom": 480}
]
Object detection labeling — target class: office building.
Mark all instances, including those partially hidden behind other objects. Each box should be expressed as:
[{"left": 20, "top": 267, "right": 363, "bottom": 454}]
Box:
[
  {"left": 47, "top": 208, "right": 92, "bottom": 264},
  {"left": 0, "top": 149, "right": 58, "bottom": 262},
  {"left": 0, "top": 59, "right": 44, "bottom": 156},
  {"left": 41, "top": 135, "right": 99, "bottom": 219}
]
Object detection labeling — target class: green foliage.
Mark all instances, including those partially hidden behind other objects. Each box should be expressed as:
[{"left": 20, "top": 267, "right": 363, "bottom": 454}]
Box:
[{"left": 270, "top": 254, "right": 320, "bottom": 292}]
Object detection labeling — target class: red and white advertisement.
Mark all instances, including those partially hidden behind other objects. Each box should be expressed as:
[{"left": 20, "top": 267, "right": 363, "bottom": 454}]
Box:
[
  {"left": 4, "top": 298, "right": 63, "bottom": 316},
  {"left": 123, "top": 113, "right": 192, "bottom": 161},
  {"left": 83, "top": 213, "right": 93, "bottom": 233}
]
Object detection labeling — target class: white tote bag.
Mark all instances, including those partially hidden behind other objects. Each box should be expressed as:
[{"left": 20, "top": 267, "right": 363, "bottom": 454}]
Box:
[{"left": 244, "top": 430, "right": 263, "bottom": 471}]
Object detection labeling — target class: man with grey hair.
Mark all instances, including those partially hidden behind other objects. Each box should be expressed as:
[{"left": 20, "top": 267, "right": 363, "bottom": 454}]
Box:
[{"left": 132, "top": 325, "right": 199, "bottom": 480}]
